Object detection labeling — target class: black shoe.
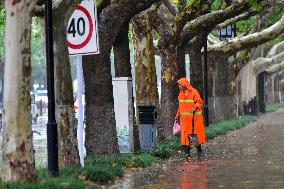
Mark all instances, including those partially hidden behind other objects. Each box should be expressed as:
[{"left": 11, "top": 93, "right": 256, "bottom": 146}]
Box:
[
  {"left": 183, "top": 145, "right": 191, "bottom": 154},
  {"left": 196, "top": 145, "right": 202, "bottom": 154},
  {"left": 183, "top": 153, "right": 191, "bottom": 158}
]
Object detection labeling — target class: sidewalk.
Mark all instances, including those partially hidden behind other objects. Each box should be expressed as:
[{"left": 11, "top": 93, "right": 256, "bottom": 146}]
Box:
[{"left": 110, "top": 108, "right": 284, "bottom": 189}]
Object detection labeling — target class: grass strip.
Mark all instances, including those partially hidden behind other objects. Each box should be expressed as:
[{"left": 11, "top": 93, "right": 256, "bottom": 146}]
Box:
[{"left": 266, "top": 102, "right": 284, "bottom": 112}]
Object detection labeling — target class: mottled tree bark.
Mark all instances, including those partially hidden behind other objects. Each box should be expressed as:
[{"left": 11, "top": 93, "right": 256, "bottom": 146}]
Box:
[
  {"left": 157, "top": 45, "right": 179, "bottom": 142},
  {"left": 53, "top": 5, "right": 79, "bottom": 166},
  {"left": 1, "top": 0, "right": 37, "bottom": 182},
  {"left": 211, "top": 55, "right": 240, "bottom": 122},
  {"left": 83, "top": 53, "right": 119, "bottom": 155},
  {"left": 132, "top": 12, "right": 158, "bottom": 107},
  {"left": 266, "top": 75, "right": 274, "bottom": 105},
  {"left": 279, "top": 71, "right": 284, "bottom": 102},
  {"left": 273, "top": 73, "right": 280, "bottom": 103}
]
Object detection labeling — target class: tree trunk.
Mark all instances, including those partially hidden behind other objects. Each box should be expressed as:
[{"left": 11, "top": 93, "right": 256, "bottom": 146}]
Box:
[
  {"left": 266, "top": 74, "right": 274, "bottom": 105},
  {"left": 273, "top": 72, "right": 280, "bottom": 103},
  {"left": 132, "top": 12, "right": 158, "bottom": 107},
  {"left": 177, "top": 45, "right": 186, "bottom": 79},
  {"left": 211, "top": 55, "right": 239, "bottom": 122},
  {"left": 113, "top": 23, "right": 131, "bottom": 77},
  {"left": 279, "top": 71, "right": 284, "bottom": 102},
  {"left": 83, "top": 53, "right": 119, "bottom": 155},
  {"left": 82, "top": 5, "right": 120, "bottom": 154},
  {"left": 157, "top": 45, "right": 179, "bottom": 142},
  {"left": 1, "top": 0, "right": 37, "bottom": 182},
  {"left": 188, "top": 35, "right": 204, "bottom": 94},
  {"left": 132, "top": 12, "right": 158, "bottom": 150},
  {"left": 53, "top": 10, "right": 79, "bottom": 166}
]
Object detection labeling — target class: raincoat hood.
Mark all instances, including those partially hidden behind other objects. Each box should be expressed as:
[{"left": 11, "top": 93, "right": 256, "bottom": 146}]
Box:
[{"left": 177, "top": 78, "right": 192, "bottom": 90}]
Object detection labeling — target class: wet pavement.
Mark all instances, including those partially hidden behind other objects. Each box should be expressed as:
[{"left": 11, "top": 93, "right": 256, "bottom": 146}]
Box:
[{"left": 110, "top": 108, "right": 284, "bottom": 189}]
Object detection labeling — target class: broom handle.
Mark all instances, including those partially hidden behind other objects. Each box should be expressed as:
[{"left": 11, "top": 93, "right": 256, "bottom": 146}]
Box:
[{"left": 192, "top": 111, "right": 195, "bottom": 134}]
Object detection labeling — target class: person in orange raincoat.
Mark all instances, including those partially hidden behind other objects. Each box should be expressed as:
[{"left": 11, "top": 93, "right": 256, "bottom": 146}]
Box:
[{"left": 175, "top": 78, "right": 206, "bottom": 158}]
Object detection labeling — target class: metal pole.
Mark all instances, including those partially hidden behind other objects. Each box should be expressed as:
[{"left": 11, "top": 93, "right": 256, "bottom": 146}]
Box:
[
  {"left": 45, "top": 0, "right": 59, "bottom": 176},
  {"left": 77, "top": 55, "right": 84, "bottom": 167},
  {"left": 203, "top": 34, "right": 209, "bottom": 127}
]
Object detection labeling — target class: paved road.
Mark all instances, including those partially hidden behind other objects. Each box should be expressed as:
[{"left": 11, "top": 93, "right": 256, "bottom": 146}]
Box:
[{"left": 111, "top": 108, "right": 284, "bottom": 189}]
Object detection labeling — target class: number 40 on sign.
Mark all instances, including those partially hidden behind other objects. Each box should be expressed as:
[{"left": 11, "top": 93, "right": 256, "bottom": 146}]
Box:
[{"left": 67, "top": 0, "right": 99, "bottom": 56}]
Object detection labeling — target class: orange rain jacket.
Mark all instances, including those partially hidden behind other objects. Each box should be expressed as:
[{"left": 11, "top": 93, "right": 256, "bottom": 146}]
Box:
[{"left": 176, "top": 78, "right": 206, "bottom": 146}]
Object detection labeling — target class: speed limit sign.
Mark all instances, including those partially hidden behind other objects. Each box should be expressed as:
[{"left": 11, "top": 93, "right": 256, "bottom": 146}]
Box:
[{"left": 67, "top": 0, "right": 99, "bottom": 56}]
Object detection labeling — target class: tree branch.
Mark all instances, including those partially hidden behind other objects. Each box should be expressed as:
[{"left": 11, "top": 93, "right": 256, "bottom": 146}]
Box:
[
  {"left": 207, "top": 15, "right": 284, "bottom": 55},
  {"left": 96, "top": 0, "right": 161, "bottom": 53},
  {"left": 220, "top": 0, "right": 284, "bottom": 32},
  {"left": 175, "top": 0, "right": 211, "bottom": 37},
  {"left": 147, "top": 5, "right": 173, "bottom": 36},
  {"left": 215, "top": 11, "right": 256, "bottom": 30},
  {"left": 163, "top": 0, "right": 178, "bottom": 16},
  {"left": 267, "top": 41, "right": 284, "bottom": 58},
  {"left": 181, "top": 0, "right": 252, "bottom": 45},
  {"left": 253, "top": 51, "right": 284, "bottom": 75},
  {"left": 265, "top": 61, "right": 284, "bottom": 74},
  {"left": 178, "top": 0, "right": 187, "bottom": 11}
]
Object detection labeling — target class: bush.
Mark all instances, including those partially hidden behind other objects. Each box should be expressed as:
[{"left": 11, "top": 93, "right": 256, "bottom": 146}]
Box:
[
  {"left": 82, "top": 164, "right": 123, "bottom": 184},
  {"left": 153, "top": 139, "right": 180, "bottom": 158},
  {"left": 130, "top": 153, "right": 156, "bottom": 167}
]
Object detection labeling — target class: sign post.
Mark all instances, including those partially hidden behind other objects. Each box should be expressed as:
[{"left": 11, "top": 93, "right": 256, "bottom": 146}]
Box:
[
  {"left": 67, "top": 0, "right": 99, "bottom": 167},
  {"left": 76, "top": 55, "right": 84, "bottom": 166}
]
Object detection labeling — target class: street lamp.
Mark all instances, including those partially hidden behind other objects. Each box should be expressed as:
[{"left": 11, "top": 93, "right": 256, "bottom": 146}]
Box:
[
  {"left": 219, "top": 24, "right": 235, "bottom": 41},
  {"left": 38, "top": 0, "right": 58, "bottom": 176},
  {"left": 203, "top": 34, "right": 209, "bottom": 127}
]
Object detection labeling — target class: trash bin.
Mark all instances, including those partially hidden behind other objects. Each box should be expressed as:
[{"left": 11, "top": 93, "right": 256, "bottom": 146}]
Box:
[{"left": 138, "top": 106, "right": 157, "bottom": 150}]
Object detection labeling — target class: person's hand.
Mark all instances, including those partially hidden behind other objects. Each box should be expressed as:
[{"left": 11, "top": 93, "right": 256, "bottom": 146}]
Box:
[
  {"left": 192, "top": 105, "right": 197, "bottom": 112},
  {"left": 175, "top": 117, "right": 179, "bottom": 123}
]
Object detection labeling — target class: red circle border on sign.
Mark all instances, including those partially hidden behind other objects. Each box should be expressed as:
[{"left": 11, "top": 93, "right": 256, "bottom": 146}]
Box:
[{"left": 67, "top": 5, "right": 94, "bottom": 49}]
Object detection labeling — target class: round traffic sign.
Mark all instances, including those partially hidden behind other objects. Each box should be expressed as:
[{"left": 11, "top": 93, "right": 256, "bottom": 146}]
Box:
[{"left": 67, "top": 5, "right": 94, "bottom": 49}]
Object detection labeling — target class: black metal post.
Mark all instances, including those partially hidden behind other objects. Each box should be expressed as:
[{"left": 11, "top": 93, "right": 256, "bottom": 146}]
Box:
[
  {"left": 234, "top": 23, "right": 237, "bottom": 38},
  {"left": 258, "top": 72, "right": 266, "bottom": 113},
  {"left": 45, "top": 0, "right": 58, "bottom": 176},
  {"left": 203, "top": 34, "right": 209, "bottom": 127}
]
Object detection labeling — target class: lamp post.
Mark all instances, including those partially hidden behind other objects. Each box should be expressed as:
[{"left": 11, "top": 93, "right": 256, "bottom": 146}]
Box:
[
  {"left": 38, "top": 0, "right": 59, "bottom": 176},
  {"left": 203, "top": 34, "right": 209, "bottom": 127}
]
